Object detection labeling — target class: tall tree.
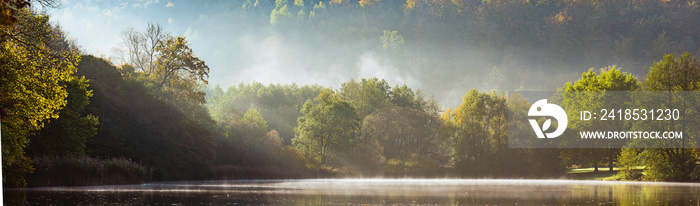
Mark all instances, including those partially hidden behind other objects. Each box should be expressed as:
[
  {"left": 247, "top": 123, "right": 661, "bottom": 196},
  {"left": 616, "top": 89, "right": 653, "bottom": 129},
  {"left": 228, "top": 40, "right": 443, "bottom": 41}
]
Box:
[
  {"left": 293, "top": 89, "right": 360, "bottom": 166},
  {"left": 0, "top": 9, "right": 80, "bottom": 187},
  {"left": 153, "top": 36, "right": 210, "bottom": 105},
  {"left": 559, "top": 66, "right": 639, "bottom": 172},
  {"left": 441, "top": 90, "right": 508, "bottom": 176},
  {"left": 113, "top": 23, "right": 168, "bottom": 75},
  {"left": 635, "top": 53, "right": 700, "bottom": 181}
]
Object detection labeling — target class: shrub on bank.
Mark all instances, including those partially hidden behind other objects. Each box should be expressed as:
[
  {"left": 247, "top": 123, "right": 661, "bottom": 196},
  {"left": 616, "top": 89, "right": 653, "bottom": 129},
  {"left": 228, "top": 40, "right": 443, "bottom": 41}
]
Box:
[{"left": 27, "top": 156, "right": 152, "bottom": 187}]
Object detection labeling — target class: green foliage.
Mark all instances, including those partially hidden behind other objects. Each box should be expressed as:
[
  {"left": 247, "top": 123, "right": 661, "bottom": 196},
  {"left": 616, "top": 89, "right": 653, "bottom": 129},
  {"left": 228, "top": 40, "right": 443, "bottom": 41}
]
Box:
[
  {"left": 617, "top": 148, "right": 643, "bottom": 180},
  {"left": 379, "top": 30, "right": 404, "bottom": 51},
  {"left": 559, "top": 67, "right": 639, "bottom": 172},
  {"left": 439, "top": 90, "right": 560, "bottom": 177},
  {"left": 27, "top": 77, "right": 99, "bottom": 157},
  {"left": 339, "top": 77, "right": 390, "bottom": 118},
  {"left": 243, "top": 107, "right": 268, "bottom": 131},
  {"left": 206, "top": 82, "right": 322, "bottom": 143},
  {"left": 564, "top": 66, "right": 640, "bottom": 92},
  {"left": 362, "top": 105, "right": 442, "bottom": 163},
  {"left": 294, "top": 0, "right": 304, "bottom": 7},
  {"left": 384, "top": 154, "right": 441, "bottom": 177},
  {"left": 443, "top": 90, "right": 508, "bottom": 175},
  {"left": 152, "top": 36, "right": 210, "bottom": 108},
  {"left": 77, "top": 55, "right": 215, "bottom": 181},
  {"left": 645, "top": 53, "right": 700, "bottom": 91},
  {"left": 630, "top": 53, "right": 700, "bottom": 181},
  {"left": 293, "top": 89, "right": 360, "bottom": 166},
  {"left": 270, "top": 5, "right": 292, "bottom": 25},
  {"left": 0, "top": 9, "right": 80, "bottom": 187}
]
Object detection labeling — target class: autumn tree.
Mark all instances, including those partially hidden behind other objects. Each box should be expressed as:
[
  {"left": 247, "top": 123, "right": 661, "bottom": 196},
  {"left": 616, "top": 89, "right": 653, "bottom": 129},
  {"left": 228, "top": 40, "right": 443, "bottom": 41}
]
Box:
[
  {"left": 152, "top": 36, "right": 210, "bottom": 105},
  {"left": 0, "top": 0, "right": 57, "bottom": 29},
  {"left": 114, "top": 25, "right": 208, "bottom": 113},
  {"left": 441, "top": 90, "right": 509, "bottom": 176}
]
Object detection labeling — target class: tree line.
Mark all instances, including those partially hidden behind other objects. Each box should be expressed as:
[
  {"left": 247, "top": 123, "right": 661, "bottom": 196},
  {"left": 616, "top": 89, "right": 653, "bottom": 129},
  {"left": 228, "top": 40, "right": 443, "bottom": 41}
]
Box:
[{"left": 3, "top": 0, "right": 700, "bottom": 187}]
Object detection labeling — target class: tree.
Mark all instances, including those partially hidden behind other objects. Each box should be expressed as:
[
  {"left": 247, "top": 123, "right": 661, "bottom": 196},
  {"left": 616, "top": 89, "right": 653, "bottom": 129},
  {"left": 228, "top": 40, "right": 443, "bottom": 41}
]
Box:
[
  {"left": 270, "top": 5, "right": 292, "bottom": 25},
  {"left": 113, "top": 23, "right": 168, "bottom": 75},
  {"left": 559, "top": 66, "right": 639, "bottom": 172},
  {"left": 339, "top": 78, "right": 390, "bottom": 118},
  {"left": 27, "top": 77, "right": 99, "bottom": 157},
  {"left": 153, "top": 36, "right": 210, "bottom": 105},
  {"left": 0, "top": 9, "right": 80, "bottom": 187},
  {"left": 379, "top": 30, "right": 404, "bottom": 51},
  {"left": 143, "top": 23, "right": 167, "bottom": 74},
  {"left": 293, "top": 88, "right": 360, "bottom": 166},
  {"left": 389, "top": 84, "right": 423, "bottom": 110},
  {"left": 77, "top": 55, "right": 215, "bottom": 181},
  {"left": 362, "top": 105, "right": 443, "bottom": 164},
  {"left": 441, "top": 90, "right": 509, "bottom": 176},
  {"left": 206, "top": 82, "right": 322, "bottom": 144},
  {"left": 634, "top": 53, "right": 700, "bottom": 181},
  {"left": 0, "top": 0, "right": 57, "bottom": 29}
]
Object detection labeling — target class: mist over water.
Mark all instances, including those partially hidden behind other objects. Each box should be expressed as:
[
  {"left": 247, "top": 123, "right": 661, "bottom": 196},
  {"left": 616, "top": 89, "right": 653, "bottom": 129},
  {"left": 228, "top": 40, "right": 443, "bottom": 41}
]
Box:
[{"left": 6, "top": 179, "right": 700, "bottom": 205}]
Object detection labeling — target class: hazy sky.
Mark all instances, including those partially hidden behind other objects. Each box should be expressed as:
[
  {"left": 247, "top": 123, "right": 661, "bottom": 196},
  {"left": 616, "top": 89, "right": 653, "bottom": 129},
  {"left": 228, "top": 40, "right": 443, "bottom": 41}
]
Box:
[
  {"left": 45, "top": 0, "right": 254, "bottom": 87},
  {"left": 43, "top": 0, "right": 426, "bottom": 93},
  {"left": 42, "top": 0, "right": 596, "bottom": 108}
]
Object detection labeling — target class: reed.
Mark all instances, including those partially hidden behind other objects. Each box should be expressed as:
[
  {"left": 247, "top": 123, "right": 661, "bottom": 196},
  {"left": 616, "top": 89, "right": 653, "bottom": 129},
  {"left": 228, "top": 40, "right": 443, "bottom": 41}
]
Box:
[{"left": 27, "top": 156, "right": 152, "bottom": 187}]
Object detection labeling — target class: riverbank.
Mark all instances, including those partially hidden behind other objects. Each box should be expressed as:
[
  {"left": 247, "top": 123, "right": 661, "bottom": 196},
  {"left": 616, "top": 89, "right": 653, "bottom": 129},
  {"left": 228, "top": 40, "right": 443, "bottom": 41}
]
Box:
[
  {"left": 566, "top": 167, "right": 646, "bottom": 181},
  {"left": 27, "top": 156, "right": 152, "bottom": 187}
]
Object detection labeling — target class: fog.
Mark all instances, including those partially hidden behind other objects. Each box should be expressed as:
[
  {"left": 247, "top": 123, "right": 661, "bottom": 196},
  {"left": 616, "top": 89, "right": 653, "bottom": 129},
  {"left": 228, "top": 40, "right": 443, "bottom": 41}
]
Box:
[{"left": 44, "top": 0, "right": 685, "bottom": 108}]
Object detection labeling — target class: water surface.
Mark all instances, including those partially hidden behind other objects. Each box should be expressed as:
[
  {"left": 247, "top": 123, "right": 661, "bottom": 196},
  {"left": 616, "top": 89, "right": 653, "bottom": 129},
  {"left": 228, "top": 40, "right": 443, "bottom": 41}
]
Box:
[{"left": 5, "top": 179, "right": 700, "bottom": 205}]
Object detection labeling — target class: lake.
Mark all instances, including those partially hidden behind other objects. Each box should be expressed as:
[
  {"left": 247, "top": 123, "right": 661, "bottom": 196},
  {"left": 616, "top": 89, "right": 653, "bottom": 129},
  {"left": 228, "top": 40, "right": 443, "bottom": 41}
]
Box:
[{"left": 4, "top": 179, "right": 700, "bottom": 205}]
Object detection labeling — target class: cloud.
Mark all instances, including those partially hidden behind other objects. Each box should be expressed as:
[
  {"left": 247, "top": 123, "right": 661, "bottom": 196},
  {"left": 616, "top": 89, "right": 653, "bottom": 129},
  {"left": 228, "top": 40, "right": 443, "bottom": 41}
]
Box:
[
  {"left": 356, "top": 52, "right": 420, "bottom": 89},
  {"left": 143, "top": 0, "right": 158, "bottom": 7},
  {"left": 80, "top": 18, "right": 94, "bottom": 32},
  {"left": 102, "top": 9, "right": 112, "bottom": 16},
  {"left": 166, "top": 2, "right": 174, "bottom": 7},
  {"left": 60, "top": 7, "right": 73, "bottom": 19},
  {"left": 185, "top": 27, "right": 200, "bottom": 40},
  {"left": 168, "top": 17, "right": 174, "bottom": 24}
]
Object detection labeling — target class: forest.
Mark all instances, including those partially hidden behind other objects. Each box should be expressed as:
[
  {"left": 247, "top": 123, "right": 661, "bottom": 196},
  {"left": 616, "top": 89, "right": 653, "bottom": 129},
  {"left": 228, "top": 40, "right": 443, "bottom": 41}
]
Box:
[{"left": 2, "top": 0, "right": 700, "bottom": 188}]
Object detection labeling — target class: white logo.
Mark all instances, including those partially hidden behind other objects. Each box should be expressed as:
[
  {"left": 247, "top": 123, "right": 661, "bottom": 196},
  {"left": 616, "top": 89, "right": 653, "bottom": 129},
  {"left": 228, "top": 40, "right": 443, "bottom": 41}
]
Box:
[{"left": 528, "top": 99, "right": 567, "bottom": 138}]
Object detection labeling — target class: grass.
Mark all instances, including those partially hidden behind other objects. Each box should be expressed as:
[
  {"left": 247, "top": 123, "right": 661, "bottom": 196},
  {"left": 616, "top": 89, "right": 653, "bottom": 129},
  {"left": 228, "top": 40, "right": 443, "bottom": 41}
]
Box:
[{"left": 566, "top": 166, "right": 645, "bottom": 180}]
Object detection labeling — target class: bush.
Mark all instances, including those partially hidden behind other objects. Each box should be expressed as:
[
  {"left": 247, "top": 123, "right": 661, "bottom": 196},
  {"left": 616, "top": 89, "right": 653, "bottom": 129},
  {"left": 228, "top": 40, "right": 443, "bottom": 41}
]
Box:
[{"left": 27, "top": 156, "right": 152, "bottom": 187}]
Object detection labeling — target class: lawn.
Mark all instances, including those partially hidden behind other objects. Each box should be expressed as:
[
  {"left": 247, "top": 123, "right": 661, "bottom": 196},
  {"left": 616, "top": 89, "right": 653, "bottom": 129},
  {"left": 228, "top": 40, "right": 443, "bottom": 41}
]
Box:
[{"left": 566, "top": 166, "right": 645, "bottom": 180}]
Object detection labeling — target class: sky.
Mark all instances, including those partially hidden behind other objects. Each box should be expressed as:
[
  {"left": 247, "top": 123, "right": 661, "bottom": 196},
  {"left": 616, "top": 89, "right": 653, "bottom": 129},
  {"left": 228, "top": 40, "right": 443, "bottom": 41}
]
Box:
[
  {"left": 41, "top": 0, "right": 426, "bottom": 96},
  {"left": 44, "top": 0, "right": 255, "bottom": 87}
]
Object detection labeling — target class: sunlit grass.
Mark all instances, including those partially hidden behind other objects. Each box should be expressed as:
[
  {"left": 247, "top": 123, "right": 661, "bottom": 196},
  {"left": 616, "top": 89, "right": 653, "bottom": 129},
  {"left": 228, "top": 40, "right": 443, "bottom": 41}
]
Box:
[{"left": 567, "top": 166, "right": 646, "bottom": 180}]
